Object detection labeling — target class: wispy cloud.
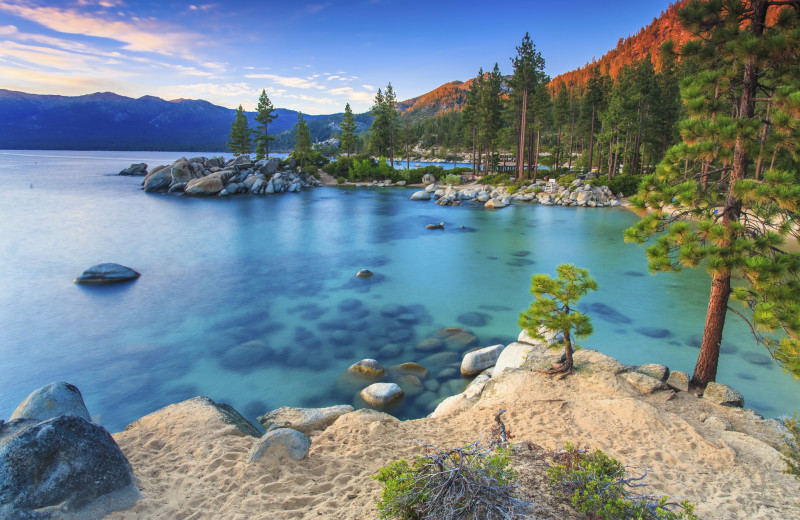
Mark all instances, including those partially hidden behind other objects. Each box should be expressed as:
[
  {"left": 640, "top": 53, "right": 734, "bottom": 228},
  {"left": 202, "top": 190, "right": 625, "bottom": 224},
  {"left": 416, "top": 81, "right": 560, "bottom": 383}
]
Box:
[
  {"left": 244, "top": 73, "right": 325, "bottom": 90},
  {"left": 326, "top": 86, "right": 373, "bottom": 103},
  {"left": 0, "top": 0, "right": 205, "bottom": 57}
]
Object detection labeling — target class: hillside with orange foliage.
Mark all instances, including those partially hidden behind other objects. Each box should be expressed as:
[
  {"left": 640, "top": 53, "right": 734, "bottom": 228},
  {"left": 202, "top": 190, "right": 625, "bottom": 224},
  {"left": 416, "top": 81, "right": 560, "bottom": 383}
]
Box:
[
  {"left": 396, "top": 79, "right": 476, "bottom": 119},
  {"left": 549, "top": 1, "right": 693, "bottom": 94}
]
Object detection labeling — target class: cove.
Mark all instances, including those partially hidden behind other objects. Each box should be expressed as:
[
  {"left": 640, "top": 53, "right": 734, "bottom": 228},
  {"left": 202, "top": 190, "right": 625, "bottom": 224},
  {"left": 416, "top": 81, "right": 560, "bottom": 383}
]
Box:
[{"left": 0, "top": 150, "right": 798, "bottom": 433}]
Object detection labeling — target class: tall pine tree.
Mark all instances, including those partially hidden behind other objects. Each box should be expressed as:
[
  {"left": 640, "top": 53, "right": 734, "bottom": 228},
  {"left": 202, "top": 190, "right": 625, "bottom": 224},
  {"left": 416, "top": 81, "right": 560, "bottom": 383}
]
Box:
[
  {"left": 340, "top": 103, "right": 357, "bottom": 157},
  {"left": 253, "top": 90, "right": 277, "bottom": 160},
  {"left": 292, "top": 112, "right": 312, "bottom": 171},
  {"left": 625, "top": 0, "right": 800, "bottom": 386},
  {"left": 509, "top": 32, "right": 546, "bottom": 181}
]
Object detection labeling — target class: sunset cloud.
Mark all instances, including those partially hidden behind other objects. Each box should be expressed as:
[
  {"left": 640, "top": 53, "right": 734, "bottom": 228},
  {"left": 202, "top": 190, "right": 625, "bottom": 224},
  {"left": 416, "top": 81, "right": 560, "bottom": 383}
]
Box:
[{"left": 244, "top": 73, "right": 325, "bottom": 90}]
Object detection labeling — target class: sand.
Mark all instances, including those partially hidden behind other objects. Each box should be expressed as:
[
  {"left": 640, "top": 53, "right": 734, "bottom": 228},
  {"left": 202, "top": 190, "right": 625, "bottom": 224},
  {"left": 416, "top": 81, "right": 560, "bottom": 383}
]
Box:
[{"left": 108, "top": 359, "right": 799, "bottom": 519}]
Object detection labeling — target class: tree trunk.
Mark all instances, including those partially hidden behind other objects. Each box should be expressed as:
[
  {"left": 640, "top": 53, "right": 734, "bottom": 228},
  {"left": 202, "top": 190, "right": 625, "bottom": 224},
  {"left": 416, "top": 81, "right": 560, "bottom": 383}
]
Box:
[
  {"left": 567, "top": 113, "right": 575, "bottom": 171},
  {"left": 588, "top": 105, "right": 596, "bottom": 172},
  {"left": 265, "top": 124, "right": 269, "bottom": 159},
  {"left": 755, "top": 102, "right": 771, "bottom": 180},
  {"left": 518, "top": 89, "right": 528, "bottom": 181},
  {"left": 527, "top": 129, "right": 534, "bottom": 182},
  {"left": 533, "top": 128, "right": 541, "bottom": 182},
  {"left": 555, "top": 125, "right": 562, "bottom": 170},
  {"left": 694, "top": 0, "right": 766, "bottom": 387},
  {"left": 563, "top": 330, "right": 574, "bottom": 372}
]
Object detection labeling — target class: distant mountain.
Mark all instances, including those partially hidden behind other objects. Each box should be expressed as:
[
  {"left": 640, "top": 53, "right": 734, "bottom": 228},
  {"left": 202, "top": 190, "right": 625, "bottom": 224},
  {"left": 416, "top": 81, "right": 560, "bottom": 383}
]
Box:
[
  {"left": 397, "top": 79, "right": 475, "bottom": 120},
  {"left": 0, "top": 90, "right": 354, "bottom": 152}
]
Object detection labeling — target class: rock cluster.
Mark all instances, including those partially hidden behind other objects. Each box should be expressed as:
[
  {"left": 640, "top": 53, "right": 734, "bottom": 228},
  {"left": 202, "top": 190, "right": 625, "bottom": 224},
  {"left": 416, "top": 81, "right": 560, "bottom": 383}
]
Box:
[
  {"left": 425, "top": 178, "right": 621, "bottom": 209},
  {"left": 140, "top": 155, "right": 322, "bottom": 196}
]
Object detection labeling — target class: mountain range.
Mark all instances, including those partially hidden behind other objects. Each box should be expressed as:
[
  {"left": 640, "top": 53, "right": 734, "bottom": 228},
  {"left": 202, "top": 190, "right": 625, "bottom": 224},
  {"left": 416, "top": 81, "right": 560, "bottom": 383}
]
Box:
[{"left": 0, "top": 3, "right": 695, "bottom": 152}]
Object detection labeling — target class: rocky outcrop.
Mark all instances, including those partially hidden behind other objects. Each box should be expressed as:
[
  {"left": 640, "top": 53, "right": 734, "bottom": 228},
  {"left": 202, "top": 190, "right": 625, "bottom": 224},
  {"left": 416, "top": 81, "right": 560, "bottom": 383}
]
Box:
[
  {"left": 409, "top": 190, "right": 431, "bottom": 201},
  {"left": 704, "top": 382, "right": 745, "bottom": 407},
  {"left": 74, "top": 263, "right": 140, "bottom": 284},
  {"left": 140, "top": 155, "right": 321, "bottom": 197},
  {"left": 10, "top": 382, "right": 92, "bottom": 422},
  {"left": 427, "top": 178, "right": 621, "bottom": 209},
  {"left": 257, "top": 405, "right": 354, "bottom": 434}
]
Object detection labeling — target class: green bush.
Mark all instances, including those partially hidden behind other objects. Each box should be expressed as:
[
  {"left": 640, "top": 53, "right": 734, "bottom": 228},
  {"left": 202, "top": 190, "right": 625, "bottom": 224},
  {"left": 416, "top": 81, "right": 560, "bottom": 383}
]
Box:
[
  {"left": 605, "top": 174, "right": 641, "bottom": 197},
  {"left": 548, "top": 443, "right": 697, "bottom": 520},
  {"left": 336, "top": 176, "right": 346, "bottom": 185},
  {"left": 442, "top": 174, "right": 462, "bottom": 185},
  {"left": 373, "top": 440, "right": 530, "bottom": 520},
  {"left": 782, "top": 413, "right": 800, "bottom": 481},
  {"left": 480, "top": 173, "right": 514, "bottom": 186},
  {"left": 557, "top": 174, "right": 577, "bottom": 188},
  {"left": 506, "top": 185, "right": 519, "bottom": 195}
]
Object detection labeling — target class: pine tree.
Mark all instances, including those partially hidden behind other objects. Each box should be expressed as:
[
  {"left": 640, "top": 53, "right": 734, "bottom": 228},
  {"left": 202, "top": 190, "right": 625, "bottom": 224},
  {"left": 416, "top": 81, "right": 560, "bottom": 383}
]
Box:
[
  {"left": 227, "top": 105, "right": 251, "bottom": 156},
  {"left": 553, "top": 83, "right": 570, "bottom": 170},
  {"left": 509, "top": 33, "right": 547, "bottom": 181},
  {"left": 340, "top": 103, "right": 357, "bottom": 157},
  {"left": 625, "top": 0, "right": 800, "bottom": 387},
  {"left": 292, "top": 112, "right": 312, "bottom": 171},
  {"left": 519, "top": 264, "right": 598, "bottom": 375},
  {"left": 384, "top": 83, "right": 400, "bottom": 168},
  {"left": 253, "top": 90, "right": 277, "bottom": 160},
  {"left": 369, "top": 88, "right": 390, "bottom": 158}
]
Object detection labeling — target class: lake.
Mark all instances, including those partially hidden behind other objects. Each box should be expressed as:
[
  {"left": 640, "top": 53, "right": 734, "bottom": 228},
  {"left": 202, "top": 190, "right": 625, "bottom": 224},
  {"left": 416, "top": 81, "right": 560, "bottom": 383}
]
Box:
[{"left": 1, "top": 150, "right": 797, "bottom": 433}]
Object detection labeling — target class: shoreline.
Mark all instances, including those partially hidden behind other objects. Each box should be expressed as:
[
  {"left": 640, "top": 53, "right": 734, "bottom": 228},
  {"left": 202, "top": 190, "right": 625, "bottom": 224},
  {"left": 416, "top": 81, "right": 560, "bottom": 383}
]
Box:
[{"left": 102, "top": 331, "right": 798, "bottom": 519}]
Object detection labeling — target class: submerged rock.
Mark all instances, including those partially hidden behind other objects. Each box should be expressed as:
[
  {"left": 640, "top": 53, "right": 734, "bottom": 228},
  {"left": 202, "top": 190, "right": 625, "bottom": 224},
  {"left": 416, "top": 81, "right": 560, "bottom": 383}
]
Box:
[
  {"left": 74, "top": 263, "right": 140, "bottom": 284},
  {"left": 348, "top": 359, "right": 385, "bottom": 378},
  {"left": 356, "top": 269, "right": 374, "bottom": 278},
  {"left": 426, "top": 222, "right": 444, "bottom": 230},
  {"left": 0, "top": 415, "right": 139, "bottom": 518},
  {"left": 10, "top": 382, "right": 91, "bottom": 422},
  {"left": 118, "top": 163, "right": 147, "bottom": 176}
]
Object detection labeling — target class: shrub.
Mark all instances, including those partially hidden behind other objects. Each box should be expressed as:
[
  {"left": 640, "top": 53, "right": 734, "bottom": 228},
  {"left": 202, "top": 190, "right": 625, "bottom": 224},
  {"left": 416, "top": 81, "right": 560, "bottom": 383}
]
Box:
[
  {"left": 443, "top": 174, "right": 462, "bottom": 185},
  {"left": 782, "top": 413, "right": 800, "bottom": 481},
  {"left": 548, "top": 443, "right": 697, "bottom": 520},
  {"left": 557, "top": 174, "right": 577, "bottom": 188},
  {"left": 480, "top": 173, "right": 514, "bottom": 186},
  {"left": 373, "top": 440, "right": 531, "bottom": 520},
  {"left": 336, "top": 176, "right": 346, "bottom": 185},
  {"left": 605, "top": 174, "right": 641, "bottom": 197},
  {"left": 506, "top": 185, "right": 519, "bottom": 195}
]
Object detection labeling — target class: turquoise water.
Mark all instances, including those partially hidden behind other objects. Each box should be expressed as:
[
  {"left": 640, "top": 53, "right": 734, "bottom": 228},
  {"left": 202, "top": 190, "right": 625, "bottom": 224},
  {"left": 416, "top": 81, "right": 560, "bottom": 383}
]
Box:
[{"left": 0, "top": 150, "right": 797, "bottom": 433}]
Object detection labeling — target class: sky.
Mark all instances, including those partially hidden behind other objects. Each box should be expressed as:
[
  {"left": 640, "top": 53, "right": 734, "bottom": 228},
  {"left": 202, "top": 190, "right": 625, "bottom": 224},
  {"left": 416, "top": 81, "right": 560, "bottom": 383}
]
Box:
[{"left": 0, "top": 0, "right": 673, "bottom": 114}]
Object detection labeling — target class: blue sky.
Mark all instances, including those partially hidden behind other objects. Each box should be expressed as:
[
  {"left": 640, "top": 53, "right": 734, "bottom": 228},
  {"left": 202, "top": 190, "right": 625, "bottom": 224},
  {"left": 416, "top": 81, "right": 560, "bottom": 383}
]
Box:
[{"left": 0, "top": 0, "right": 671, "bottom": 113}]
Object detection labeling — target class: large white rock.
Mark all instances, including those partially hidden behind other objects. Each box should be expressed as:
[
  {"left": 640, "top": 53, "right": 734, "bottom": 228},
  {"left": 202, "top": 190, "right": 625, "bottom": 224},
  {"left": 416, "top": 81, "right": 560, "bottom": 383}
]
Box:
[
  {"left": 360, "top": 383, "right": 404, "bottom": 408},
  {"left": 493, "top": 342, "right": 537, "bottom": 376},
  {"left": 461, "top": 344, "right": 506, "bottom": 376},
  {"left": 409, "top": 191, "right": 431, "bottom": 201}
]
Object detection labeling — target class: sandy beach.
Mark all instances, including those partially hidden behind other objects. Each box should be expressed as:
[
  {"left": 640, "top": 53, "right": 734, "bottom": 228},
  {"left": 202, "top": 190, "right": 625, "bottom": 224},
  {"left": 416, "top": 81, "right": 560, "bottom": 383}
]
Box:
[{"left": 107, "top": 343, "right": 799, "bottom": 520}]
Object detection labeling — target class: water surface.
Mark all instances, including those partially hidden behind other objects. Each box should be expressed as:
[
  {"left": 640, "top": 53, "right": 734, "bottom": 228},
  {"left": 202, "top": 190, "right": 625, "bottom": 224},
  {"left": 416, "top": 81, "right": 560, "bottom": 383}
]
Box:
[{"left": 1, "top": 150, "right": 797, "bottom": 432}]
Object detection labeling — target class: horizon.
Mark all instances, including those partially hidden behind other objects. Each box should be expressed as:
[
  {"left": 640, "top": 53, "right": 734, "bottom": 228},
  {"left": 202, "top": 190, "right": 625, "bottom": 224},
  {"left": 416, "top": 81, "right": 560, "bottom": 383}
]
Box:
[{"left": 1, "top": 0, "right": 672, "bottom": 115}]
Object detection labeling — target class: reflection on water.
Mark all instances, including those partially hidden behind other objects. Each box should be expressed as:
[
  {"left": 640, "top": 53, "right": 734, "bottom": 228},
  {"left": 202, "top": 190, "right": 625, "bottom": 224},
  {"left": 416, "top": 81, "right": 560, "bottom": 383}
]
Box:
[{"left": 0, "top": 150, "right": 798, "bottom": 433}]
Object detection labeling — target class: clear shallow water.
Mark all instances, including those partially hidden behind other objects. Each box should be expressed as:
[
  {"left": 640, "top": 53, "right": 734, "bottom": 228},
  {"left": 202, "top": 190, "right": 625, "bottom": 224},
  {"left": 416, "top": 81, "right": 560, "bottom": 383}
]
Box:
[{"left": 1, "top": 150, "right": 797, "bottom": 433}]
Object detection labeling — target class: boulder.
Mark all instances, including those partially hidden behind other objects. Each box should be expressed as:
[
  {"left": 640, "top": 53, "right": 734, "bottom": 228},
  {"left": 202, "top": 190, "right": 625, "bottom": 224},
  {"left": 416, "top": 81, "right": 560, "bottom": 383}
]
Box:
[
  {"left": 360, "top": 383, "right": 404, "bottom": 408},
  {"left": 10, "top": 382, "right": 91, "bottom": 422},
  {"left": 634, "top": 364, "right": 670, "bottom": 381},
  {"left": 390, "top": 362, "right": 429, "bottom": 379},
  {"left": 416, "top": 338, "right": 445, "bottom": 352},
  {"left": 246, "top": 428, "right": 310, "bottom": 463},
  {"left": 703, "top": 382, "right": 744, "bottom": 407},
  {"left": 169, "top": 159, "right": 195, "bottom": 186},
  {"left": 348, "top": 359, "right": 385, "bottom": 378},
  {"left": 572, "top": 349, "right": 626, "bottom": 374},
  {"left": 623, "top": 372, "right": 668, "bottom": 395},
  {"left": 493, "top": 342, "right": 538, "bottom": 376},
  {"left": 426, "top": 222, "right": 444, "bottom": 230},
  {"left": 185, "top": 175, "right": 224, "bottom": 196},
  {"left": 124, "top": 396, "right": 261, "bottom": 438},
  {"left": 422, "top": 173, "right": 436, "bottom": 186},
  {"left": 257, "top": 405, "right": 354, "bottom": 434},
  {"left": 666, "top": 370, "right": 691, "bottom": 392},
  {"left": 118, "top": 163, "right": 147, "bottom": 176},
  {"left": 0, "top": 415, "right": 139, "bottom": 518},
  {"left": 485, "top": 198, "right": 508, "bottom": 209},
  {"left": 356, "top": 269, "right": 374, "bottom": 278},
  {"left": 396, "top": 180, "right": 407, "bottom": 186},
  {"left": 410, "top": 191, "right": 431, "bottom": 201},
  {"left": 259, "top": 157, "right": 280, "bottom": 177},
  {"left": 142, "top": 165, "right": 172, "bottom": 192},
  {"left": 425, "top": 183, "right": 438, "bottom": 193},
  {"left": 461, "top": 344, "right": 506, "bottom": 376},
  {"left": 74, "top": 263, "right": 140, "bottom": 284}
]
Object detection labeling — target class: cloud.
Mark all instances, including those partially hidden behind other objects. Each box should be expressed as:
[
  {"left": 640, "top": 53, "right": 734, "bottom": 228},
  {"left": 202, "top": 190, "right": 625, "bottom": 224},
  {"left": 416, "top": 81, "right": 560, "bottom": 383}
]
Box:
[
  {"left": 302, "top": 3, "right": 330, "bottom": 15},
  {"left": 0, "top": 24, "right": 17, "bottom": 35},
  {"left": 326, "top": 86, "right": 373, "bottom": 103},
  {"left": 0, "top": 0, "right": 205, "bottom": 57},
  {"left": 244, "top": 73, "right": 325, "bottom": 90},
  {"left": 188, "top": 3, "right": 216, "bottom": 10},
  {"left": 361, "top": 84, "right": 375, "bottom": 91}
]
